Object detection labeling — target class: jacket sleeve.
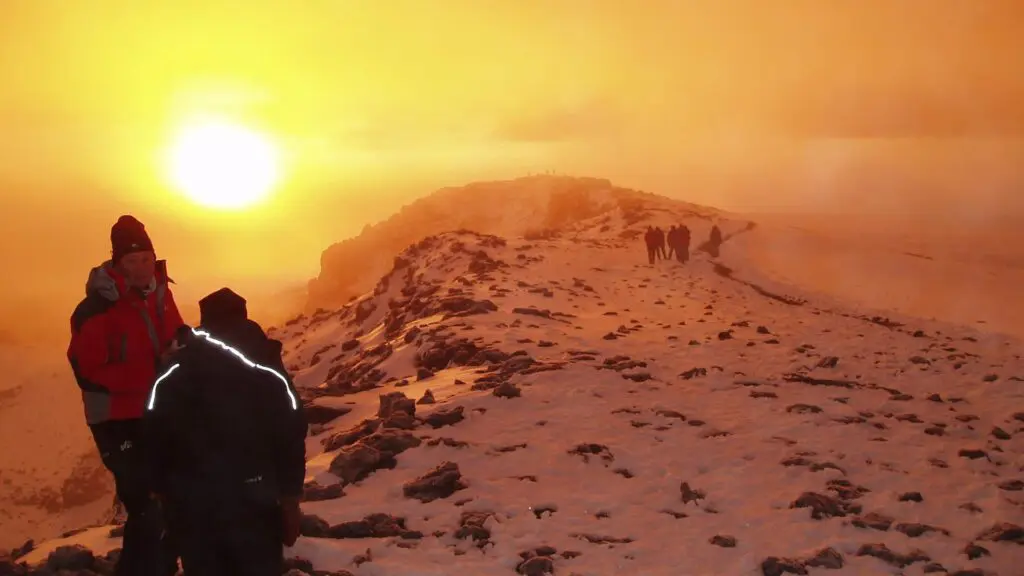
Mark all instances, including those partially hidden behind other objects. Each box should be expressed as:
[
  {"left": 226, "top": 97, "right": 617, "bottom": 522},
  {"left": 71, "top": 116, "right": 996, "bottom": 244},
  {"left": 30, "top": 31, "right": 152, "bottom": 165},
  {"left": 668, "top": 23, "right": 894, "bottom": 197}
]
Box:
[
  {"left": 162, "top": 288, "right": 186, "bottom": 340},
  {"left": 143, "top": 358, "right": 191, "bottom": 494},
  {"left": 275, "top": 369, "right": 307, "bottom": 499},
  {"left": 68, "top": 305, "right": 144, "bottom": 394}
]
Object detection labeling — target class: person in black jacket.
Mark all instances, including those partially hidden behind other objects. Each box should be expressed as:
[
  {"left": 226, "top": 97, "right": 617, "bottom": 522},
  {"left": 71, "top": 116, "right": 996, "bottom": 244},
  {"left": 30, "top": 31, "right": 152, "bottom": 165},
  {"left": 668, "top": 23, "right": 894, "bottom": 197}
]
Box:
[{"left": 144, "top": 288, "right": 307, "bottom": 576}]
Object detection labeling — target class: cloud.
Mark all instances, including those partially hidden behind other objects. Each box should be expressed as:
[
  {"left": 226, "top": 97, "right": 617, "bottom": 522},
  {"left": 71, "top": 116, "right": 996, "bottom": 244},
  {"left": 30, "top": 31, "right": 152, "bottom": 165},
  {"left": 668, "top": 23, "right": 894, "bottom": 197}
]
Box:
[
  {"left": 492, "top": 101, "right": 624, "bottom": 143},
  {"left": 782, "top": 87, "right": 1024, "bottom": 139}
]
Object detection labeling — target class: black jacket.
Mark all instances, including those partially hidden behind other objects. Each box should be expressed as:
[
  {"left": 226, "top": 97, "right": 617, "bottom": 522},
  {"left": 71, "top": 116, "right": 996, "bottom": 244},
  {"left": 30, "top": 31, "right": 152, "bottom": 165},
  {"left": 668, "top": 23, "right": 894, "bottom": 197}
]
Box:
[{"left": 143, "top": 319, "right": 306, "bottom": 508}]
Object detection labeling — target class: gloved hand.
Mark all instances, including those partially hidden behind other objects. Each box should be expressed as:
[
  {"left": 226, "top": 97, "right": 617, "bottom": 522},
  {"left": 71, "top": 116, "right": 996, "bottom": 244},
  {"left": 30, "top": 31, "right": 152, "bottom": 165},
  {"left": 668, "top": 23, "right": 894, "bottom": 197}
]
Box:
[{"left": 281, "top": 496, "right": 302, "bottom": 547}]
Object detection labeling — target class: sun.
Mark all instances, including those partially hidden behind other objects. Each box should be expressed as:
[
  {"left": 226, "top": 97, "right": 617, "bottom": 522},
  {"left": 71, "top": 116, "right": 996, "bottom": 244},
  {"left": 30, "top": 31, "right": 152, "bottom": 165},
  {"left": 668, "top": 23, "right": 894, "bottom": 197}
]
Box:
[{"left": 167, "top": 120, "right": 281, "bottom": 209}]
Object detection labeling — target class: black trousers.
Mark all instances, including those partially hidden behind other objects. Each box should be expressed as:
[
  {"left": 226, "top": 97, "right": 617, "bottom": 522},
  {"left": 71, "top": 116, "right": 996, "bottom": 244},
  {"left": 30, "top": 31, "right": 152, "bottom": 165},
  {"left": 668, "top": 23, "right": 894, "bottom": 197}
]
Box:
[
  {"left": 677, "top": 245, "right": 689, "bottom": 263},
  {"left": 90, "top": 419, "right": 179, "bottom": 576},
  {"left": 171, "top": 496, "right": 284, "bottom": 576}
]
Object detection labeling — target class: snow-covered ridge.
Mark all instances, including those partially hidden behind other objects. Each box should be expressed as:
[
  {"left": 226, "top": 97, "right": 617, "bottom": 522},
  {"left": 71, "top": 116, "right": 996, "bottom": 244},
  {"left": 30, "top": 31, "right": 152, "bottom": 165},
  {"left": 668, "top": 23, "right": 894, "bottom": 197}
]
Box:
[
  {"left": 306, "top": 174, "right": 722, "bottom": 312},
  {"left": 11, "top": 196, "right": 1024, "bottom": 576}
]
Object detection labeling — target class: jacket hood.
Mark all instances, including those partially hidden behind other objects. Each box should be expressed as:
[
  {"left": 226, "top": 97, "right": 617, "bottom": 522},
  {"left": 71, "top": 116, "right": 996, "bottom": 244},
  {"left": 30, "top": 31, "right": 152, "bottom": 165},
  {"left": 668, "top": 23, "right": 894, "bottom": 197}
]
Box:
[
  {"left": 198, "top": 318, "right": 285, "bottom": 371},
  {"left": 85, "top": 260, "right": 171, "bottom": 302}
]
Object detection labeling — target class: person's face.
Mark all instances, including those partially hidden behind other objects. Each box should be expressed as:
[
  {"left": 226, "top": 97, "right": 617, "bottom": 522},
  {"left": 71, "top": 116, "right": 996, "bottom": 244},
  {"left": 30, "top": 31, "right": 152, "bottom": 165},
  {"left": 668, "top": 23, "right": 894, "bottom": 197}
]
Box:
[{"left": 119, "top": 251, "right": 156, "bottom": 288}]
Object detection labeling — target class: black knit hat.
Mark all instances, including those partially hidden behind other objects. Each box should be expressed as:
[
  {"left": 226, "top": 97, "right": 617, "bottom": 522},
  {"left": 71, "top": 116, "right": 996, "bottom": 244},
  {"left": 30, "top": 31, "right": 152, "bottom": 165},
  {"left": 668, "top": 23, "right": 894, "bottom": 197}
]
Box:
[
  {"left": 199, "top": 288, "right": 248, "bottom": 329},
  {"left": 110, "top": 215, "right": 154, "bottom": 264}
]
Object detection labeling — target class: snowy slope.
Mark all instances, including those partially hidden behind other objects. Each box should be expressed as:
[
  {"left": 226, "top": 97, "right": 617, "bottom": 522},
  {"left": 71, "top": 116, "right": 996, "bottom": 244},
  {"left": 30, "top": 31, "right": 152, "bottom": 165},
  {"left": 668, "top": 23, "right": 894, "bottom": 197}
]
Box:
[
  {"left": 727, "top": 214, "right": 1024, "bottom": 341},
  {"left": 306, "top": 175, "right": 718, "bottom": 312},
  {"left": 0, "top": 344, "right": 114, "bottom": 551},
  {"left": 14, "top": 201, "right": 1023, "bottom": 576}
]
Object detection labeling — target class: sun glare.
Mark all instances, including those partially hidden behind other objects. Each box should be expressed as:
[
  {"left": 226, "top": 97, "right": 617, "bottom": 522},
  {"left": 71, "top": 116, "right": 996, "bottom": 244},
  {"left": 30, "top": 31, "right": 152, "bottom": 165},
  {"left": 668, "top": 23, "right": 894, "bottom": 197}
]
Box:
[{"left": 168, "top": 120, "right": 280, "bottom": 209}]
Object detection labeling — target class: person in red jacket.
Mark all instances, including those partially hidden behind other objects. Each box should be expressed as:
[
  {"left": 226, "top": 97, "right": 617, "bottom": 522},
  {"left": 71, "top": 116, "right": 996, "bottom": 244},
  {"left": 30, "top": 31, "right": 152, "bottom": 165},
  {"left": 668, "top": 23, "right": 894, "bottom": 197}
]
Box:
[{"left": 67, "top": 215, "right": 184, "bottom": 576}]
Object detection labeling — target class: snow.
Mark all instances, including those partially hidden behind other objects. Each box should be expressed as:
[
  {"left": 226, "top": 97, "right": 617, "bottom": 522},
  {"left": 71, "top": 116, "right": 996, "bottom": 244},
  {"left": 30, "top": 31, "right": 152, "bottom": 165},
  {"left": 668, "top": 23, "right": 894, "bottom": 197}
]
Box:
[
  {"left": 0, "top": 343, "right": 113, "bottom": 551},
  {"left": 15, "top": 186, "right": 1024, "bottom": 575}
]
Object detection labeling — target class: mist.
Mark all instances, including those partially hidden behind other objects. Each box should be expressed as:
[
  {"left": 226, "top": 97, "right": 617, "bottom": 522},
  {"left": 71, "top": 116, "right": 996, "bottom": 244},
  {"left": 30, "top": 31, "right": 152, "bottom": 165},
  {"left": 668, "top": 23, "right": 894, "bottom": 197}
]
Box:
[{"left": 2, "top": 0, "right": 1023, "bottom": 340}]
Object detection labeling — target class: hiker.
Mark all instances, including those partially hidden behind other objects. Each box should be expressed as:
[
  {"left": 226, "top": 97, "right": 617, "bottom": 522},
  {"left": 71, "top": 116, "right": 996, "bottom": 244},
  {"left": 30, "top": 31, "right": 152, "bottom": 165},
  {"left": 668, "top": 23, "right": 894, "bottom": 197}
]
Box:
[
  {"left": 677, "top": 224, "right": 691, "bottom": 263},
  {"left": 67, "top": 215, "right": 184, "bottom": 576},
  {"left": 666, "top": 225, "right": 678, "bottom": 259},
  {"left": 707, "top": 224, "right": 723, "bottom": 258},
  {"left": 643, "top": 226, "right": 658, "bottom": 264},
  {"left": 654, "top": 226, "right": 667, "bottom": 260},
  {"left": 145, "top": 288, "right": 307, "bottom": 576}
]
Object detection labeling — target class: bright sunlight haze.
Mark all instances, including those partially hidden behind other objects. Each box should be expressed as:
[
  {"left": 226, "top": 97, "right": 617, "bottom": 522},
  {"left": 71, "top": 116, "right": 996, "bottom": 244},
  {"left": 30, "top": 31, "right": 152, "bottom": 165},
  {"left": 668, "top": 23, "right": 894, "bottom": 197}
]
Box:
[{"left": 167, "top": 120, "right": 281, "bottom": 210}]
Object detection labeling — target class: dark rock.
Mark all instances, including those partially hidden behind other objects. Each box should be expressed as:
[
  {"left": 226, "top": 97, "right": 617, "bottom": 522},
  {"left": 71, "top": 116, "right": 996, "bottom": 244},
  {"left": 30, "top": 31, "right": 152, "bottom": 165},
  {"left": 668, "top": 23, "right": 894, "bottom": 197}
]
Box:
[
  {"left": 958, "top": 449, "right": 988, "bottom": 460},
  {"left": 377, "top": 392, "right": 416, "bottom": 419},
  {"left": 381, "top": 410, "right": 418, "bottom": 430},
  {"left": 975, "top": 522, "right": 1024, "bottom": 544},
  {"left": 960, "top": 502, "right": 984, "bottom": 514},
  {"left": 786, "top": 404, "right": 823, "bottom": 414},
  {"left": 322, "top": 418, "right": 382, "bottom": 452},
  {"left": 804, "top": 547, "right": 843, "bottom": 569},
  {"left": 454, "top": 511, "right": 494, "bottom": 546},
  {"left": 45, "top": 545, "right": 94, "bottom": 571},
  {"left": 300, "top": 513, "right": 331, "bottom": 537},
  {"left": 856, "top": 543, "right": 930, "bottom": 568},
  {"left": 516, "top": 556, "right": 555, "bottom": 576},
  {"left": 709, "top": 535, "right": 736, "bottom": 547},
  {"left": 327, "top": 513, "right": 407, "bottom": 539},
  {"left": 360, "top": 428, "right": 422, "bottom": 455},
  {"left": 303, "top": 482, "right": 345, "bottom": 502},
  {"left": 282, "top": 556, "right": 316, "bottom": 574},
  {"left": 963, "top": 543, "right": 990, "bottom": 560},
  {"left": 679, "top": 367, "right": 708, "bottom": 380},
  {"left": 760, "top": 557, "right": 808, "bottom": 576},
  {"left": 304, "top": 403, "right": 353, "bottom": 425},
  {"left": 826, "top": 479, "right": 869, "bottom": 500},
  {"left": 852, "top": 512, "right": 894, "bottom": 531},
  {"left": 894, "top": 522, "right": 950, "bottom": 537},
  {"left": 898, "top": 492, "right": 923, "bottom": 503},
  {"left": 493, "top": 382, "right": 521, "bottom": 398},
  {"left": 680, "top": 482, "right": 706, "bottom": 505},
  {"left": 0, "top": 559, "right": 26, "bottom": 576},
  {"left": 568, "top": 443, "right": 614, "bottom": 464},
  {"left": 816, "top": 356, "right": 839, "bottom": 369},
  {"left": 11, "top": 540, "right": 33, "bottom": 561},
  {"left": 790, "top": 492, "right": 859, "bottom": 519},
  {"left": 328, "top": 443, "right": 398, "bottom": 484},
  {"left": 422, "top": 405, "right": 465, "bottom": 428},
  {"left": 403, "top": 462, "right": 468, "bottom": 502},
  {"left": 655, "top": 409, "right": 685, "bottom": 420},
  {"left": 992, "top": 426, "right": 1012, "bottom": 440},
  {"left": 417, "top": 390, "right": 436, "bottom": 405}
]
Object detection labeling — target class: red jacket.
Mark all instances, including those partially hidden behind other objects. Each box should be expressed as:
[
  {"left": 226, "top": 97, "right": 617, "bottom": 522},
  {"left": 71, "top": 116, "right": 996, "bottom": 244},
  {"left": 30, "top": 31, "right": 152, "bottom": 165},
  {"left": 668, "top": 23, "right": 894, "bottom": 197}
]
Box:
[{"left": 68, "top": 260, "right": 185, "bottom": 424}]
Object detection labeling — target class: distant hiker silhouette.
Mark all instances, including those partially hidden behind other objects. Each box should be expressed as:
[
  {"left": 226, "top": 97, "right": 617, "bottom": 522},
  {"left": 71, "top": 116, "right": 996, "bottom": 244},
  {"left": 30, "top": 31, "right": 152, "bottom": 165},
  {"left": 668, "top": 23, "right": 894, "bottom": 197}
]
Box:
[
  {"left": 666, "top": 225, "right": 678, "bottom": 259},
  {"left": 643, "top": 226, "right": 659, "bottom": 264},
  {"left": 705, "top": 225, "right": 723, "bottom": 258},
  {"left": 654, "top": 227, "right": 667, "bottom": 259},
  {"left": 676, "top": 224, "right": 691, "bottom": 263}
]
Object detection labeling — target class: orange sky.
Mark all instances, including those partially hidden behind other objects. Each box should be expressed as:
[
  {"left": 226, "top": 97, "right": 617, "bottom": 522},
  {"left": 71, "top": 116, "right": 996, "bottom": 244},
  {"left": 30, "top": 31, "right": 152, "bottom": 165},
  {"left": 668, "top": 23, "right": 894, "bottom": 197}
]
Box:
[{"left": 1, "top": 0, "right": 1022, "bottom": 337}]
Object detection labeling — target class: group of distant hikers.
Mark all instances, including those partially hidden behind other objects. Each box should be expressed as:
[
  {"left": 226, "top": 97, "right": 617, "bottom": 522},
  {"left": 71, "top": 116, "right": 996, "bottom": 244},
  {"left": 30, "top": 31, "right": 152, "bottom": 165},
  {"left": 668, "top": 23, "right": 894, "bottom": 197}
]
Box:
[
  {"left": 643, "top": 223, "right": 722, "bottom": 264},
  {"left": 67, "top": 215, "right": 307, "bottom": 576}
]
